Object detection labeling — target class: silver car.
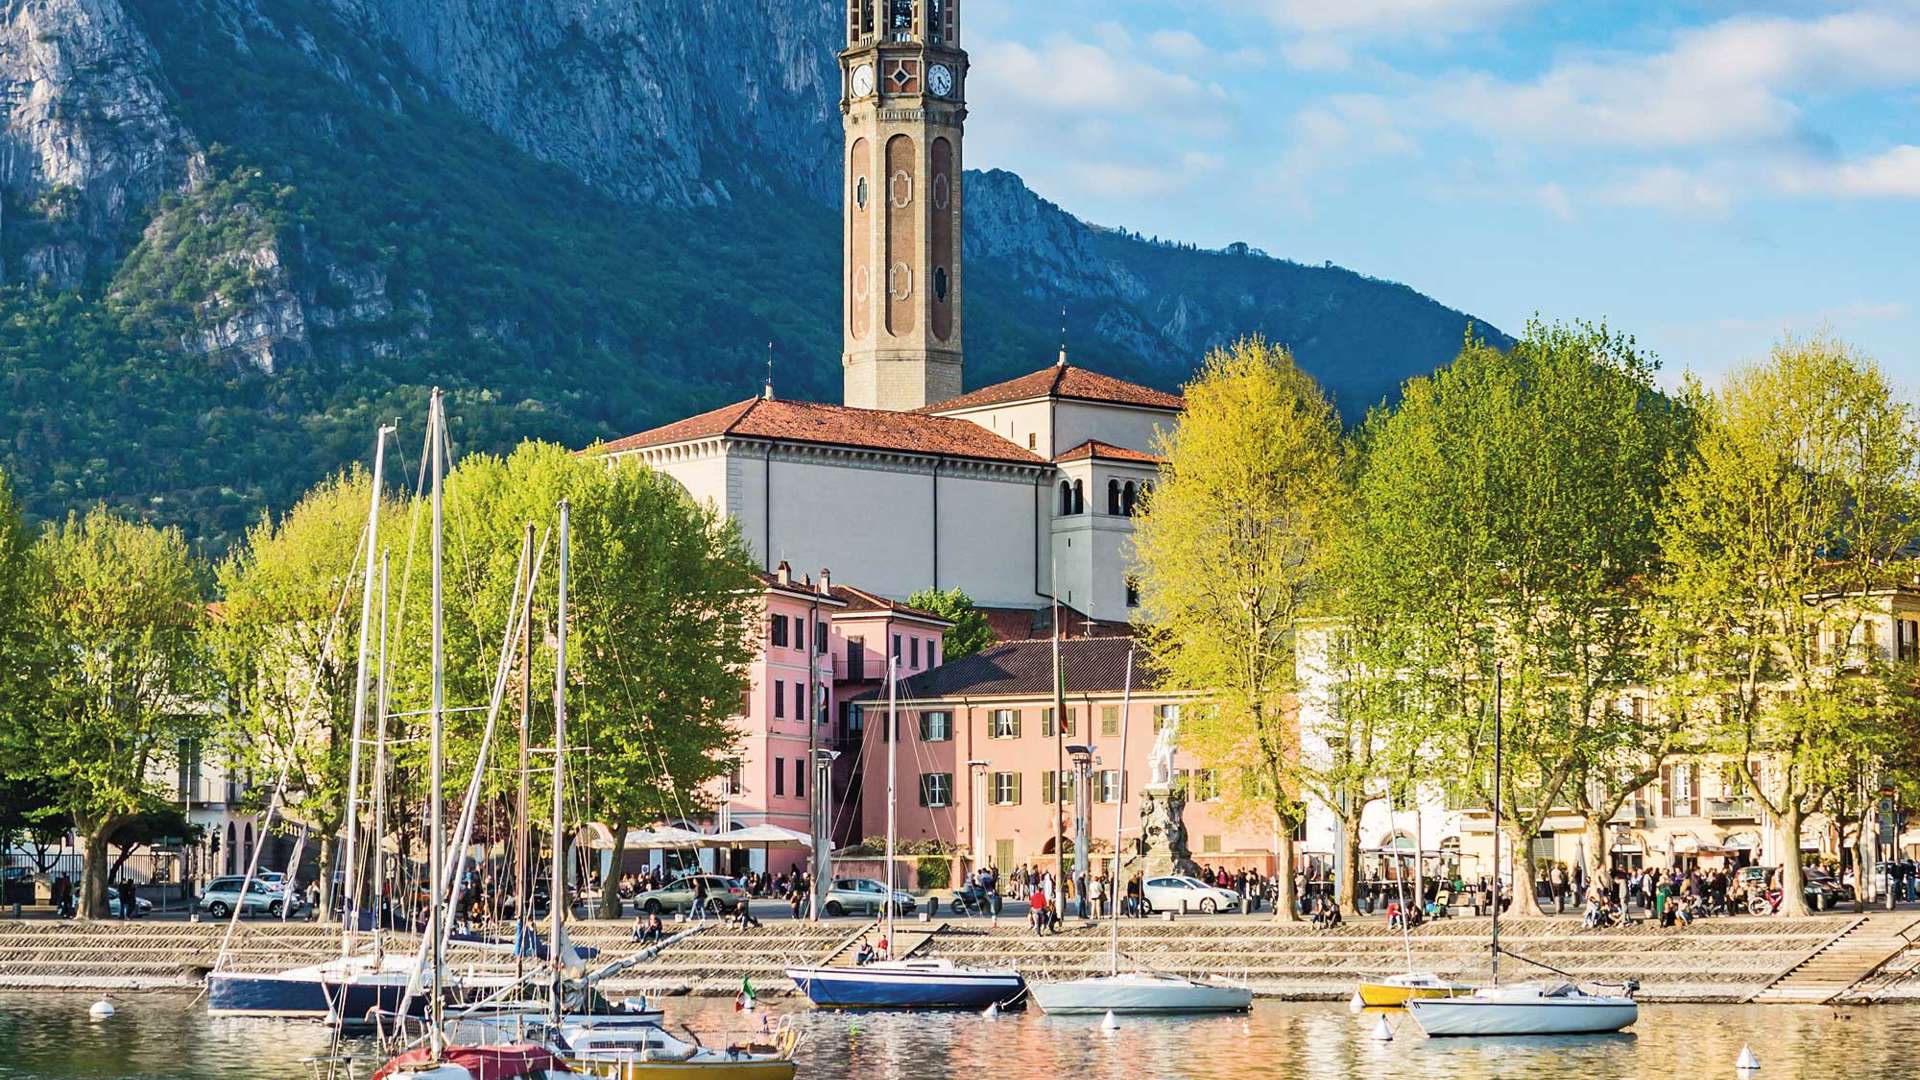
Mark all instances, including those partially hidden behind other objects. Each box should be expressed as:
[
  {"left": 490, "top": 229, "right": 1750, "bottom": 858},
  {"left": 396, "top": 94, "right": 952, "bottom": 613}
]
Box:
[{"left": 196, "top": 875, "right": 303, "bottom": 918}]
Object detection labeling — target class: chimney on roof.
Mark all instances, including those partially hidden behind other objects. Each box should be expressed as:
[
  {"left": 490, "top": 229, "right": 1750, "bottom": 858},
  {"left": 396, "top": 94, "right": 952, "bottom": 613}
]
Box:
[
  {"left": 776, "top": 560, "right": 791, "bottom": 587},
  {"left": 819, "top": 568, "right": 832, "bottom": 596}
]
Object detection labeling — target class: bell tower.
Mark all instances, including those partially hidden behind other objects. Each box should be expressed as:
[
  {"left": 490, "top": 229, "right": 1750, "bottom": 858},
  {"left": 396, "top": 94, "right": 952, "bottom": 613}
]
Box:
[{"left": 840, "top": 0, "right": 966, "bottom": 412}]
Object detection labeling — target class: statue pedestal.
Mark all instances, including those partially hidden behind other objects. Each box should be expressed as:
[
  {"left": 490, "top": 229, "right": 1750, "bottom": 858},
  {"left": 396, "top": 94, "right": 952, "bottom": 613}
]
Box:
[{"left": 1138, "top": 783, "right": 1198, "bottom": 880}]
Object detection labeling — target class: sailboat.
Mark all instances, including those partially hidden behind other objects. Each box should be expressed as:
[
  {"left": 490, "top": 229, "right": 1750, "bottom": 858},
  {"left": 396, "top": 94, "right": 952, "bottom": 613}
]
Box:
[
  {"left": 1354, "top": 837, "right": 1471, "bottom": 1008},
  {"left": 785, "top": 658, "right": 1025, "bottom": 1010},
  {"left": 1405, "top": 666, "right": 1637, "bottom": 1038},
  {"left": 1030, "top": 647, "right": 1253, "bottom": 1016}
]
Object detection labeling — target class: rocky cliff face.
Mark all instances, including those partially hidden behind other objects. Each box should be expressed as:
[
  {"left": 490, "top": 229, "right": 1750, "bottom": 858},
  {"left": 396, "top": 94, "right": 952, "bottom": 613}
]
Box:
[
  {"left": 318, "top": 0, "right": 844, "bottom": 207},
  {"left": 0, "top": 0, "right": 204, "bottom": 286}
]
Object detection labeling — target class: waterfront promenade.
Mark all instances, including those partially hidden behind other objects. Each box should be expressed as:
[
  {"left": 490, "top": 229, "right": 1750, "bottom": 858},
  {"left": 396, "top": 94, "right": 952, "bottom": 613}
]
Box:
[{"left": 6, "top": 909, "right": 1918, "bottom": 1005}]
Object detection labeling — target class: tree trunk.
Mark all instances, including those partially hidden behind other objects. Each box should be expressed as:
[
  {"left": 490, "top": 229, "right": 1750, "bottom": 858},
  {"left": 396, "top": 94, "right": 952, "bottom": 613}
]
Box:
[
  {"left": 1272, "top": 825, "right": 1301, "bottom": 922},
  {"left": 1504, "top": 824, "right": 1544, "bottom": 917},
  {"left": 600, "top": 823, "right": 628, "bottom": 919},
  {"left": 1778, "top": 802, "right": 1810, "bottom": 917},
  {"left": 78, "top": 821, "right": 116, "bottom": 921},
  {"left": 317, "top": 826, "right": 339, "bottom": 919},
  {"left": 1336, "top": 808, "right": 1361, "bottom": 913},
  {"left": 1853, "top": 817, "right": 1872, "bottom": 911}
]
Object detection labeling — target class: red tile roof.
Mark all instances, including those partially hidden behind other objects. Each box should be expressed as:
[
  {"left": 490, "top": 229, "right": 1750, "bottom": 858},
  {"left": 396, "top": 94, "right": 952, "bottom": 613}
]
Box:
[
  {"left": 597, "top": 396, "right": 1045, "bottom": 465},
  {"left": 1053, "top": 439, "right": 1160, "bottom": 464},
  {"left": 826, "top": 583, "right": 952, "bottom": 625},
  {"left": 920, "top": 364, "right": 1184, "bottom": 414},
  {"left": 976, "top": 604, "right": 1137, "bottom": 643}
]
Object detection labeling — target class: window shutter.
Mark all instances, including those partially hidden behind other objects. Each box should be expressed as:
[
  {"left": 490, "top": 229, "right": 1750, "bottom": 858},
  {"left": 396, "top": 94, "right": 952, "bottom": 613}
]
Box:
[
  {"left": 918, "top": 714, "right": 930, "bottom": 740},
  {"left": 1011, "top": 773, "right": 1022, "bottom": 804},
  {"left": 918, "top": 775, "right": 929, "bottom": 807},
  {"left": 1011, "top": 709, "right": 1022, "bottom": 737},
  {"left": 1041, "top": 771, "right": 1054, "bottom": 805},
  {"left": 1687, "top": 764, "right": 1701, "bottom": 817},
  {"left": 1659, "top": 765, "right": 1672, "bottom": 818}
]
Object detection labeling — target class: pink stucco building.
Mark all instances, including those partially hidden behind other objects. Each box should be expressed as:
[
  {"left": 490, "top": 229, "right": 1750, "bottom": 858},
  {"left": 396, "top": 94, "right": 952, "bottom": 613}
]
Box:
[{"left": 848, "top": 636, "right": 1280, "bottom": 879}]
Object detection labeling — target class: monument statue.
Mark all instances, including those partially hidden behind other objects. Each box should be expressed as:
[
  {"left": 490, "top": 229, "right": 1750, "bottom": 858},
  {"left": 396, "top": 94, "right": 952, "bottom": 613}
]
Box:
[{"left": 1138, "top": 710, "right": 1198, "bottom": 879}]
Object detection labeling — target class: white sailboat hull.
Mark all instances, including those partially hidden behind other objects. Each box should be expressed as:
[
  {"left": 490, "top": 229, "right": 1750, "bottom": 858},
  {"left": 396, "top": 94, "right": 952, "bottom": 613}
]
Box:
[
  {"left": 1032, "top": 972, "right": 1252, "bottom": 1015},
  {"left": 1406, "top": 986, "right": 1637, "bottom": 1037}
]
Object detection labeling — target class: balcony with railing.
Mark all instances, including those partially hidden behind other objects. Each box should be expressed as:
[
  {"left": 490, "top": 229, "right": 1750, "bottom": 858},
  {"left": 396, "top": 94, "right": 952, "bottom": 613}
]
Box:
[
  {"left": 1707, "top": 796, "right": 1761, "bottom": 821},
  {"left": 1609, "top": 800, "right": 1648, "bottom": 826}
]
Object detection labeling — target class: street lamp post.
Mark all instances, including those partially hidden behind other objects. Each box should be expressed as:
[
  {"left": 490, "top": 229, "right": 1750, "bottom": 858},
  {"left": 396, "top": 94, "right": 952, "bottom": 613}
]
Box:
[
  {"left": 967, "top": 760, "right": 991, "bottom": 880},
  {"left": 1068, "top": 744, "right": 1094, "bottom": 919},
  {"left": 811, "top": 748, "right": 839, "bottom": 921}
]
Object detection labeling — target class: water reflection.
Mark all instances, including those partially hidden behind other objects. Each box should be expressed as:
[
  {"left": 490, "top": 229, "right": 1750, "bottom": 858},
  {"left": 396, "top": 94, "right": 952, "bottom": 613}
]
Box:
[{"left": 0, "top": 993, "right": 1911, "bottom": 1080}]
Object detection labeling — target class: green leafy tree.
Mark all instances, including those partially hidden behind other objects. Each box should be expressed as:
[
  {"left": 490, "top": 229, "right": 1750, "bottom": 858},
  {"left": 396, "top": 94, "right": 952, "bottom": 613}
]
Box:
[
  {"left": 383, "top": 442, "right": 759, "bottom": 916},
  {"left": 1657, "top": 336, "right": 1920, "bottom": 916},
  {"left": 1132, "top": 338, "right": 1345, "bottom": 921},
  {"left": 1348, "top": 322, "right": 1684, "bottom": 914},
  {"left": 10, "top": 509, "right": 211, "bottom": 918},
  {"left": 210, "top": 468, "right": 402, "bottom": 912},
  {"left": 905, "top": 588, "right": 993, "bottom": 660}
]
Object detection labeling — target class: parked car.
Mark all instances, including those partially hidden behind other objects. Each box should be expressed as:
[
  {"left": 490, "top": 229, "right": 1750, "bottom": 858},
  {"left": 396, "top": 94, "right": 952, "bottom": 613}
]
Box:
[
  {"left": 1740, "top": 865, "right": 1850, "bottom": 911},
  {"left": 1141, "top": 874, "right": 1242, "bottom": 914},
  {"left": 196, "top": 875, "right": 305, "bottom": 918},
  {"left": 823, "top": 877, "right": 916, "bottom": 917},
  {"left": 629, "top": 874, "right": 748, "bottom": 915}
]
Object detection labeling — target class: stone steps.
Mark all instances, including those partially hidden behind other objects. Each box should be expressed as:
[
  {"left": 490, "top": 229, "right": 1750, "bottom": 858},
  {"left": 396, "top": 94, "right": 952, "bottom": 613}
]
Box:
[{"left": 1748, "top": 914, "right": 1920, "bottom": 1004}]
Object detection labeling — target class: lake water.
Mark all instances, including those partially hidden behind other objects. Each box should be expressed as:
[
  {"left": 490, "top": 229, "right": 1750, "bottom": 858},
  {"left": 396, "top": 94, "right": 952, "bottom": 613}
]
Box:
[{"left": 0, "top": 992, "right": 1907, "bottom": 1079}]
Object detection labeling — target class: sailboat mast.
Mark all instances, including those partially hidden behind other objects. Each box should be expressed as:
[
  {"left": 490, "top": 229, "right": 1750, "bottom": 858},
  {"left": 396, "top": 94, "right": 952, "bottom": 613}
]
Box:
[
  {"left": 373, "top": 552, "right": 391, "bottom": 966},
  {"left": 1491, "top": 663, "right": 1503, "bottom": 989},
  {"left": 550, "top": 500, "right": 570, "bottom": 1024},
  {"left": 428, "top": 389, "right": 447, "bottom": 1058},
  {"left": 1110, "top": 647, "right": 1133, "bottom": 976},
  {"left": 515, "top": 523, "right": 534, "bottom": 991},
  {"left": 342, "top": 424, "right": 391, "bottom": 957},
  {"left": 886, "top": 656, "right": 898, "bottom": 952}
]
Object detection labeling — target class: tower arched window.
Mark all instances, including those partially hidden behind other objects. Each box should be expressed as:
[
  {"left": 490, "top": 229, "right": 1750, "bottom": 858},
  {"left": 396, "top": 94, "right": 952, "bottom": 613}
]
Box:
[
  {"left": 1072, "top": 480, "right": 1084, "bottom": 515},
  {"left": 1059, "top": 481, "right": 1073, "bottom": 516},
  {"left": 1108, "top": 479, "right": 1122, "bottom": 515},
  {"left": 1123, "top": 481, "right": 1137, "bottom": 517}
]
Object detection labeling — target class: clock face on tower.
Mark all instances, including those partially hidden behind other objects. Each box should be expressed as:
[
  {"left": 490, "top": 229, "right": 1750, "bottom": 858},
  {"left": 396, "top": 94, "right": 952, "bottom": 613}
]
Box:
[
  {"left": 928, "top": 63, "right": 954, "bottom": 98},
  {"left": 851, "top": 63, "right": 875, "bottom": 98}
]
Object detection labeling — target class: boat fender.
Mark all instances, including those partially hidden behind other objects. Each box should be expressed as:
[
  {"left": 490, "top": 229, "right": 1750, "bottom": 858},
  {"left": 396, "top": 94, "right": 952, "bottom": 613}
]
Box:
[
  {"left": 88, "top": 1000, "right": 115, "bottom": 1021},
  {"left": 1736, "top": 1045, "right": 1759, "bottom": 1072}
]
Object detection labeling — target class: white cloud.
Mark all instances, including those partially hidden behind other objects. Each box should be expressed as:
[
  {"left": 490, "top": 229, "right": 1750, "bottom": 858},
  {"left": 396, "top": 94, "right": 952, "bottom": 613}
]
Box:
[
  {"left": 978, "top": 37, "right": 1225, "bottom": 117},
  {"left": 1431, "top": 11, "right": 1920, "bottom": 150},
  {"left": 1536, "top": 182, "right": 1574, "bottom": 222},
  {"left": 1780, "top": 145, "right": 1920, "bottom": 198},
  {"left": 1595, "top": 166, "right": 1733, "bottom": 218}
]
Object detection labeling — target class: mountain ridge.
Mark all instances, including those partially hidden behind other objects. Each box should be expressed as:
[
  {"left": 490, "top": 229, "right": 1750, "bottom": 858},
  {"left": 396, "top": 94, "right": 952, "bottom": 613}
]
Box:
[{"left": 0, "top": 0, "right": 1505, "bottom": 550}]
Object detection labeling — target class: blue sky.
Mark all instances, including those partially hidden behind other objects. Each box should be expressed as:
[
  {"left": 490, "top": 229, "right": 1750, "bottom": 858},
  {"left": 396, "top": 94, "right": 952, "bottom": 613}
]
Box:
[{"left": 959, "top": 0, "right": 1920, "bottom": 391}]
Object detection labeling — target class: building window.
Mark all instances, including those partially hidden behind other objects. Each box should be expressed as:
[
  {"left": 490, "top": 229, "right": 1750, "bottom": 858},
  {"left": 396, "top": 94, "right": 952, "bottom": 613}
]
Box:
[
  {"left": 1101, "top": 705, "right": 1120, "bottom": 737},
  {"left": 1202, "top": 834, "right": 1221, "bottom": 855},
  {"left": 795, "top": 758, "right": 806, "bottom": 799},
  {"left": 775, "top": 758, "right": 785, "bottom": 796},
  {"left": 919, "top": 773, "right": 954, "bottom": 807},
  {"left": 1041, "top": 770, "right": 1077, "bottom": 805},
  {"left": 1060, "top": 481, "right": 1073, "bottom": 515},
  {"left": 1096, "top": 769, "right": 1121, "bottom": 803},
  {"left": 817, "top": 621, "right": 829, "bottom": 654},
  {"left": 1072, "top": 480, "right": 1084, "bottom": 514},
  {"left": 929, "top": 640, "right": 939, "bottom": 668},
  {"left": 793, "top": 615, "right": 805, "bottom": 651},
  {"left": 919, "top": 710, "right": 953, "bottom": 741},
  {"left": 1123, "top": 481, "right": 1137, "bottom": 516},
  {"left": 1028, "top": 432, "right": 1038, "bottom": 450},
  {"left": 893, "top": 633, "right": 902, "bottom": 660},
  {"left": 774, "top": 680, "right": 785, "bottom": 718},
  {"left": 1042, "top": 707, "right": 1078, "bottom": 738},
  {"left": 911, "top": 636, "right": 920, "bottom": 669},
  {"left": 1125, "top": 577, "right": 1140, "bottom": 608},
  {"left": 849, "top": 636, "right": 866, "bottom": 681},
  {"left": 727, "top": 763, "right": 744, "bottom": 795},
  {"left": 1900, "top": 619, "right": 1919, "bottom": 661},
  {"left": 771, "top": 615, "right": 788, "bottom": 648},
  {"left": 795, "top": 682, "right": 806, "bottom": 722},
  {"left": 1153, "top": 703, "right": 1179, "bottom": 731},
  {"left": 991, "top": 772, "right": 1021, "bottom": 805},
  {"left": 1108, "top": 479, "right": 1121, "bottom": 515},
  {"left": 989, "top": 708, "right": 1021, "bottom": 738}
]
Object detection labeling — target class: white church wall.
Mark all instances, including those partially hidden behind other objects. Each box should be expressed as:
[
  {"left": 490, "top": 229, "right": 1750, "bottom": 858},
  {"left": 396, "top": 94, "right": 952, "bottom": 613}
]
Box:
[
  {"left": 940, "top": 399, "right": 1056, "bottom": 457},
  {"left": 933, "top": 469, "right": 1045, "bottom": 609},
  {"left": 1054, "top": 401, "right": 1176, "bottom": 457}
]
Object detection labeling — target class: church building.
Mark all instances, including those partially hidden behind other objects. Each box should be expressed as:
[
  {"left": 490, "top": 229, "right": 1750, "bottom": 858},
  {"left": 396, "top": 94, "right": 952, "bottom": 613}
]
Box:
[{"left": 597, "top": 0, "right": 1181, "bottom": 627}]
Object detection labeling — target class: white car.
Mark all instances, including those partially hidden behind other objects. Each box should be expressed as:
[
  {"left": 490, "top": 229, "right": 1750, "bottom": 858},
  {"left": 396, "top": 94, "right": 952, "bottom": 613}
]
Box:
[
  {"left": 630, "top": 874, "right": 748, "bottom": 915},
  {"left": 823, "top": 877, "right": 916, "bottom": 917},
  {"left": 1142, "top": 875, "right": 1242, "bottom": 914},
  {"left": 196, "top": 875, "right": 305, "bottom": 918}
]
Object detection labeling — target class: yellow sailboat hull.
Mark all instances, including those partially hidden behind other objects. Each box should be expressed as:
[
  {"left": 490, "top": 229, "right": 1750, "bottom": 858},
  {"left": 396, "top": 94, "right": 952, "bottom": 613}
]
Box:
[{"left": 1356, "top": 981, "right": 1472, "bottom": 1008}]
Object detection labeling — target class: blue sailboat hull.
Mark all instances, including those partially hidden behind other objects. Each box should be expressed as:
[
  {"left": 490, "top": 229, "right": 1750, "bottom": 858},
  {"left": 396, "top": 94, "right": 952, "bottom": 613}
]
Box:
[{"left": 785, "top": 964, "right": 1026, "bottom": 1010}]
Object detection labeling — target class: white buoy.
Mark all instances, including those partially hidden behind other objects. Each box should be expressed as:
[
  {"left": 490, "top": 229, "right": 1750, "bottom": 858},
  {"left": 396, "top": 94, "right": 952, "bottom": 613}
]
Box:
[
  {"left": 1736, "top": 1045, "right": 1759, "bottom": 1071},
  {"left": 983, "top": 1002, "right": 999, "bottom": 1019},
  {"left": 1348, "top": 991, "right": 1365, "bottom": 1013},
  {"left": 1370, "top": 1014, "right": 1393, "bottom": 1041},
  {"left": 88, "top": 999, "right": 115, "bottom": 1020},
  {"left": 1101, "top": 1009, "right": 1121, "bottom": 1031}
]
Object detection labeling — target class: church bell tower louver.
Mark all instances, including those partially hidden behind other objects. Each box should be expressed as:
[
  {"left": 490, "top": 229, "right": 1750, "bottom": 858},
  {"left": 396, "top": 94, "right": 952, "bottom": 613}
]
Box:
[{"left": 840, "top": 0, "right": 966, "bottom": 412}]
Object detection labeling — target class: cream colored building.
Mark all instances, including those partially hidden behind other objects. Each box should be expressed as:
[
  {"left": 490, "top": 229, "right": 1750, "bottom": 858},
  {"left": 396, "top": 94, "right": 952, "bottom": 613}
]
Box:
[{"left": 594, "top": 1, "right": 1182, "bottom": 627}]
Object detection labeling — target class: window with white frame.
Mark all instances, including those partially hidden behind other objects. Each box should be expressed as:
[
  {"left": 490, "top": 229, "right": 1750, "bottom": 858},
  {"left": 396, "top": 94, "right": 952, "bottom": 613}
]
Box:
[
  {"left": 919, "top": 772, "right": 953, "bottom": 807},
  {"left": 919, "top": 710, "right": 953, "bottom": 742},
  {"left": 989, "top": 708, "right": 1020, "bottom": 738},
  {"left": 1096, "top": 769, "right": 1121, "bottom": 803},
  {"left": 991, "top": 771, "right": 1021, "bottom": 805}
]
